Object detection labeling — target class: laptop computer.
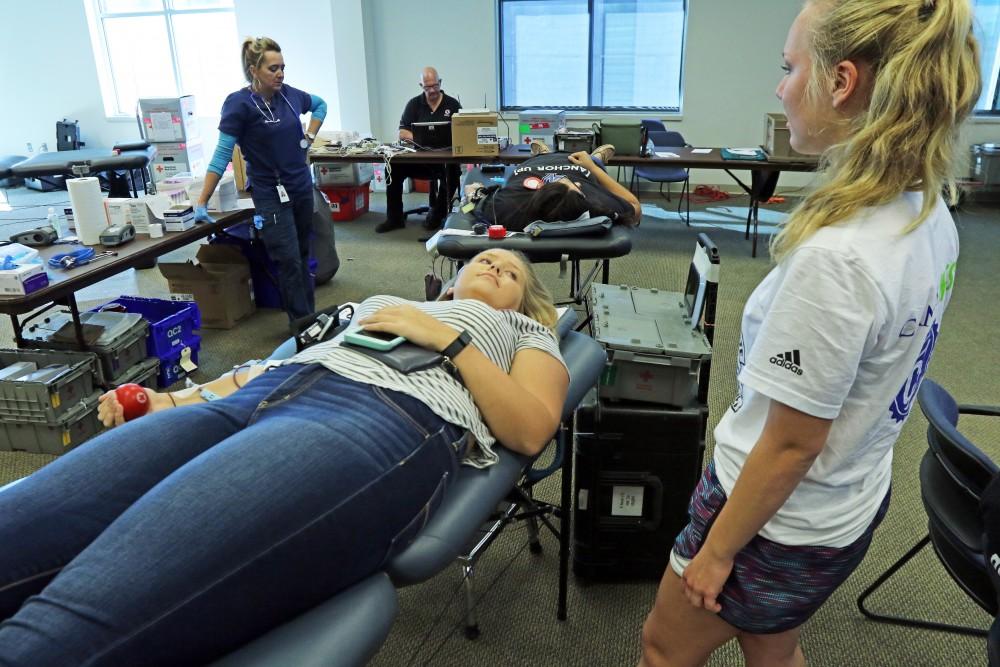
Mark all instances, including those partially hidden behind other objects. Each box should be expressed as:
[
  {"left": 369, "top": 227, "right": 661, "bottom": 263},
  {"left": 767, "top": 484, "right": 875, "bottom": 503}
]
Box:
[{"left": 410, "top": 121, "right": 452, "bottom": 149}]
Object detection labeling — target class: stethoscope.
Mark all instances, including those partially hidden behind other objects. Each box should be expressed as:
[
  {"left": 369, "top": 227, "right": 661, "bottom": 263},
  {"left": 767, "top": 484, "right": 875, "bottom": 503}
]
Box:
[{"left": 249, "top": 87, "right": 311, "bottom": 149}]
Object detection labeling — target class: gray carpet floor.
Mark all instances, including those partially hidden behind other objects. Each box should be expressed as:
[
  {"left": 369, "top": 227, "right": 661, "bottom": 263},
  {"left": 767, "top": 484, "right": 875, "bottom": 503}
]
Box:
[{"left": 0, "top": 183, "right": 998, "bottom": 666}]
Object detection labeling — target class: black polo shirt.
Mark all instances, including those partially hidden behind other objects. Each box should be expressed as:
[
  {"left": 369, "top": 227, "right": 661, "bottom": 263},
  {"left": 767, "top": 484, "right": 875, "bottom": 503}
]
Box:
[{"left": 399, "top": 92, "right": 462, "bottom": 149}]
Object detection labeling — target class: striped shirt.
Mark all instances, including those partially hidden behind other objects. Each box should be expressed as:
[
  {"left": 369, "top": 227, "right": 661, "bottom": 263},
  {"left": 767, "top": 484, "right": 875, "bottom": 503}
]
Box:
[{"left": 285, "top": 296, "right": 567, "bottom": 468}]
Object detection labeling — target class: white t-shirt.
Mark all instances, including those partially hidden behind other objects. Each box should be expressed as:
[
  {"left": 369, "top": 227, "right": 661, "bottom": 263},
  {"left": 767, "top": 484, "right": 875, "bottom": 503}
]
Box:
[
  {"left": 286, "top": 296, "right": 567, "bottom": 468},
  {"left": 713, "top": 192, "right": 959, "bottom": 547}
]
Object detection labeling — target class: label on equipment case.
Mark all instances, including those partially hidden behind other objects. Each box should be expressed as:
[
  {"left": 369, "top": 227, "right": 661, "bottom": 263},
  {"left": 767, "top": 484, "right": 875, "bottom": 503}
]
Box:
[{"left": 611, "top": 485, "right": 645, "bottom": 517}]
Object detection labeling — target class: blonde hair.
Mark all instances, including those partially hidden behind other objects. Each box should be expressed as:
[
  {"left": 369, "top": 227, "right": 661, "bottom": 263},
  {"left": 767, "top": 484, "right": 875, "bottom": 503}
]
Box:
[
  {"left": 440, "top": 250, "right": 559, "bottom": 330},
  {"left": 241, "top": 36, "right": 281, "bottom": 85},
  {"left": 771, "top": 0, "right": 981, "bottom": 262}
]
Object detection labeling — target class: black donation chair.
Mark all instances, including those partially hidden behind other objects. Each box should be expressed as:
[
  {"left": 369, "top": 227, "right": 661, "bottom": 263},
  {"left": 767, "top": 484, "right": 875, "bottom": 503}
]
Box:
[{"left": 857, "top": 379, "right": 1000, "bottom": 637}]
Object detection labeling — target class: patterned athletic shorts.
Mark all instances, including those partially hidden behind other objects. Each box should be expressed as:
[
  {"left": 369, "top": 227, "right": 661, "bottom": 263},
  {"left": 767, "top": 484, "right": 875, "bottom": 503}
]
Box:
[{"left": 670, "top": 462, "right": 890, "bottom": 634}]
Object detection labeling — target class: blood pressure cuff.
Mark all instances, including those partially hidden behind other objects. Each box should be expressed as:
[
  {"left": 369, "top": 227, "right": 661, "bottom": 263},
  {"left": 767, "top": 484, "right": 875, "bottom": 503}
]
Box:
[
  {"left": 523, "top": 216, "right": 613, "bottom": 238},
  {"left": 343, "top": 340, "right": 444, "bottom": 374}
]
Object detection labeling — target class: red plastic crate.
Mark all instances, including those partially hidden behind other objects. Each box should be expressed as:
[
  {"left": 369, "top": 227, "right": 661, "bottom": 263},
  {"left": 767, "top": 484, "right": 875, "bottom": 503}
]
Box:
[
  {"left": 319, "top": 185, "right": 370, "bottom": 222},
  {"left": 412, "top": 178, "right": 431, "bottom": 193}
]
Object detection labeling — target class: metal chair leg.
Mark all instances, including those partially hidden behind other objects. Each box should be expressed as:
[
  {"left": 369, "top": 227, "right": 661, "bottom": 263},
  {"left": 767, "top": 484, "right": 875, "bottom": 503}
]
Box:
[
  {"left": 857, "top": 534, "right": 988, "bottom": 637},
  {"left": 678, "top": 180, "right": 690, "bottom": 226},
  {"left": 460, "top": 558, "right": 480, "bottom": 640}
]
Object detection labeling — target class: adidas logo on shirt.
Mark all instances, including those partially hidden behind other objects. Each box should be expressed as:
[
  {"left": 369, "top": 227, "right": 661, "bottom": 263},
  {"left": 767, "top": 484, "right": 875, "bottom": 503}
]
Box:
[{"left": 769, "top": 350, "right": 803, "bottom": 376}]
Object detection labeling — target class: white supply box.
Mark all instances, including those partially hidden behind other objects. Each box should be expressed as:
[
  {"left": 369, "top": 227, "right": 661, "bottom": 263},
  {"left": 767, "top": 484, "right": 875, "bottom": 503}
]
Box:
[
  {"left": 103, "top": 198, "right": 133, "bottom": 227},
  {"left": 140, "top": 96, "right": 200, "bottom": 143},
  {"left": 312, "top": 162, "right": 374, "bottom": 187},
  {"left": 151, "top": 141, "right": 205, "bottom": 182},
  {"left": 163, "top": 205, "right": 195, "bottom": 232},
  {"left": 0, "top": 263, "right": 48, "bottom": 296},
  {"left": 369, "top": 166, "right": 410, "bottom": 193},
  {"left": 186, "top": 173, "right": 239, "bottom": 211},
  {"left": 518, "top": 110, "right": 566, "bottom": 149}
]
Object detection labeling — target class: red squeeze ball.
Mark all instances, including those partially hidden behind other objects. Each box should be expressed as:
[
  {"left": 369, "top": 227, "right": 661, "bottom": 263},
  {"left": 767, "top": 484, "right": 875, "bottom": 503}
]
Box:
[
  {"left": 115, "top": 383, "right": 150, "bottom": 421},
  {"left": 488, "top": 225, "right": 506, "bottom": 239}
]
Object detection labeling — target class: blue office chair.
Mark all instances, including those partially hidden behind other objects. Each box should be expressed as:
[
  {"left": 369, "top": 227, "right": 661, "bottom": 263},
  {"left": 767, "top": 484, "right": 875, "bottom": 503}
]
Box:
[
  {"left": 631, "top": 122, "right": 691, "bottom": 225},
  {"left": 857, "top": 379, "right": 999, "bottom": 637}
]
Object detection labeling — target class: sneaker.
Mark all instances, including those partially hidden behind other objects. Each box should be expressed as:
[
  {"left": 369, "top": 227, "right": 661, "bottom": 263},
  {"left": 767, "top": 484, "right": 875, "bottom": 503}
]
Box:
[
  {"left": 374, "top": 218, "right": 405, "bottom": 233},
  {"left": 529, "top": 139, "right": 550, "bottom": 156},
  {"left": 591, "top": 144, "right": 616, "bottom": 163}
]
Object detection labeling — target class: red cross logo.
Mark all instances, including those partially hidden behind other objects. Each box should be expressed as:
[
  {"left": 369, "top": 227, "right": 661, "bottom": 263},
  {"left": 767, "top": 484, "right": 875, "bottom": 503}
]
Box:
[
  {"left": 639, "top": 370, "right": 654, "bottom": 382},
  {"left": 320, "top": 167, "right": 328, "bottom": 175},
  {"left": 155, "top": 165, "right": 164, "bottom": 173}
]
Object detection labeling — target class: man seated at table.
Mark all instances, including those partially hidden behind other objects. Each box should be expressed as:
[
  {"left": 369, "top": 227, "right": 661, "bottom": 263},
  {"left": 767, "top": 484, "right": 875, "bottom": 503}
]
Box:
[{"left": 375, "top": 67, "right": 463, "bottom": 234}]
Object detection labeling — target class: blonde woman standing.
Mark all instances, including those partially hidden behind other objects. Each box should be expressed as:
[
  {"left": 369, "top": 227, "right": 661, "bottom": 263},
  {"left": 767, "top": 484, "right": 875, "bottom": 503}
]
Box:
[
  {"left": 640, "top": 1, "right": 980, "bottom": 666},
  {"left": 195, "top": 37, "right": 327, "bottom": 323}
]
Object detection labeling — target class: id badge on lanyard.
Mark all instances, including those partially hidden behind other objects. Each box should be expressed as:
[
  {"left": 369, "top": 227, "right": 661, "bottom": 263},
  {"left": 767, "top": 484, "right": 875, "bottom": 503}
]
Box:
[{"left": 276, "top": 183, "right": 290, "bottom": 203}]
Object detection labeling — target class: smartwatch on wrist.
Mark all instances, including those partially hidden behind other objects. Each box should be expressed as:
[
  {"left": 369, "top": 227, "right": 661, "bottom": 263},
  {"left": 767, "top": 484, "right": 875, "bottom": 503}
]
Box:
[
  {"left": 441, "top": 330, "right": 472, "bottom": 360},
  {"left": 441, "top": 330, "right": 472, "bottom": 381}
]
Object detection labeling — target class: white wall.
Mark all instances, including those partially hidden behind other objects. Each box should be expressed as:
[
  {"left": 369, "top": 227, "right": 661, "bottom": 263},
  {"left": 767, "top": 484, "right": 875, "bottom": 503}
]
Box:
[
  {"left": 4, "top": 0, "right": 997, "bottom": 183},
  {"left": 0, "top": 1, "right": 136, "bottom": 156},
  {"left": 362, "top": 0, "right": 1000, "bottom": 187},
  {"left": 0, "top": 0, "right": 369, "bottom": 158},
  {"left": 364, "top": 0, "right": 497, "bottom": 139}
]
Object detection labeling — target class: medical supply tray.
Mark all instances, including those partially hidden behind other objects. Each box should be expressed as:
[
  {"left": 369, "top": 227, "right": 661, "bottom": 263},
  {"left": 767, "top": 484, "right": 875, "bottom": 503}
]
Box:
[
  {"left": 592, "top": 284, "right": 712, "bottom": 407},
  {"left": 0, "top": 390, "right": 104, "bottom": 455},
  {"left": 0, "top": 348, "right": 101, "bottom": 423},
  {"left": 19, "top": 311, "right": 150, "bottom": 386},
  {"left": 115, "top": 356, "right": 160, "bottom": 389}
]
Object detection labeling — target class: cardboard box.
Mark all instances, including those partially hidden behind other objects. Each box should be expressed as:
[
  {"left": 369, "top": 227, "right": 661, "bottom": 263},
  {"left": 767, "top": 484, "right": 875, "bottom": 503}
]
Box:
[
  {"left": 163, "top": 205, "right": 195, "bottom": 232},
  {"left": 518, "top": 109, "right": 565, "bottom": 149},
  {"left": 370, "top": 165, "right": 410, "bottom": 193},
  {"left": 151, "top": 141, "right": 206, "bottom": 182},
  {"left": 103, "top": 198, "right": 132, "bottom": 227},
  {"left": 452, "top": 111, "right": 500, "bottom": 157},
  {"left": 158, "top": 245, "right": 255, "bottom": 329},
  {"left": 0, "top": 263, "right": 49, "bottom": 296},
  {"left": 763, "top": 113, "right": 810, "bottom": 161},
  {"left": 232, "top": 145, "right": 248, "bottom": 192},
  {"left": 140, "top": 96, "right": 200, "bottom": 143},
  {"left": 318, "top": 185, "right": 370, "bottom": 221},
  {"left": 186, "top": 174, "right": 239, "bottom": 212},
  {"left": 312, "top": 162, "right": 374, "bottom": 187}
]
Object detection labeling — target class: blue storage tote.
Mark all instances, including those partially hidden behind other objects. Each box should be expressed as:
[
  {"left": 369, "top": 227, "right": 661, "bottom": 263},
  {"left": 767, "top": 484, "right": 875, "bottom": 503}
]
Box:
[
  {"left": 211, "top": 223, "right": 318, "bottom": 309},
  {"left": 157, "top": 334, "right": 200, "bottom": 388},
  {"left": 91, "top": 296, "right": 200, "bottom": 359}
]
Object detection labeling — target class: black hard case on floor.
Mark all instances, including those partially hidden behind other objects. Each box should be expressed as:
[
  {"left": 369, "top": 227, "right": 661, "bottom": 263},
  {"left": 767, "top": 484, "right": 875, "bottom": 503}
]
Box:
[{"left": 573, "top": 395, "right": 707, "bottom": 581}]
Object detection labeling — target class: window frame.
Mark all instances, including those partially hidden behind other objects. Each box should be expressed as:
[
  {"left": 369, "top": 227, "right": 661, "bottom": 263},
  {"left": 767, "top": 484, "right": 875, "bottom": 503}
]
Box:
[
  {"left": 497, "top": 0, "right": 688, "bottom": 113},
  {"left": 83, "top": 0, "right": 237, "bottom": 119}
]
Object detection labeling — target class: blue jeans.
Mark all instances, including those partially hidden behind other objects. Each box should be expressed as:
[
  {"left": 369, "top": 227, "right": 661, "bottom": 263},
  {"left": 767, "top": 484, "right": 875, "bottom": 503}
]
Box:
[
  {"left": 253, "top": 189, "right": 315, "bottom": 321},
  {"left": 0, "top": 364, "right": 465, "bottom": 666}
]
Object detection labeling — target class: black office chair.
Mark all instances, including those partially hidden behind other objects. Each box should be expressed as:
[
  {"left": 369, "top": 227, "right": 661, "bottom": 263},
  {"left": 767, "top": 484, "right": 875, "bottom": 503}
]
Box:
[
  {"left": 990, "top": 617, "right": 1000, "bottom": 667},
  {"left": 402, "top": 176, "right": 441, "bottom": 223},
  {"left": 857, "top": 379, "right": 1000, "bottom": 637},
  {"left": 632, "top": 123, "right": 691, "bottom": 226}
]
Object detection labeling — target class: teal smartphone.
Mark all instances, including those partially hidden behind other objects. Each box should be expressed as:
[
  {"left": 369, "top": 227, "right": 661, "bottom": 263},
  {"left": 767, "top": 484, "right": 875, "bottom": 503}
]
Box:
[{"left": 343, "top": 328, "right": 406, "bottom": 351}]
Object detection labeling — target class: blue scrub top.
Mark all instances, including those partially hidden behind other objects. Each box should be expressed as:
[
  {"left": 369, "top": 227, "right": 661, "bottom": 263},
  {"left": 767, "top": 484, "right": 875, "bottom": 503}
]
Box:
[{"left": 219, "top": 84, "right": 313, "bottom": 198}]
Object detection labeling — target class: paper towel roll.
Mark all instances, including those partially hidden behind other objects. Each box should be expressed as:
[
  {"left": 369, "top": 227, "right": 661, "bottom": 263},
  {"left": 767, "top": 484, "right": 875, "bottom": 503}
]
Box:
[{"left": 67, "top": 177, "right": 108, "bottom": 246}]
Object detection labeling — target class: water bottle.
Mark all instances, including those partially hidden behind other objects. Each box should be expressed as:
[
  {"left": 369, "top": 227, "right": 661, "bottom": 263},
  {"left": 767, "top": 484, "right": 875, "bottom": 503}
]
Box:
[{"left": 47, "top": 207, "right": 64, "bottom": 239}]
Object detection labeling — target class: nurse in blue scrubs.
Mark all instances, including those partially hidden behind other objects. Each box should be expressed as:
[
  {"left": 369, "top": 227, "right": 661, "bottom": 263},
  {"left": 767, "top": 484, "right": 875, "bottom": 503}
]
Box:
[{"left": 195, "top": 36, "right": 327, "bottom": 323}]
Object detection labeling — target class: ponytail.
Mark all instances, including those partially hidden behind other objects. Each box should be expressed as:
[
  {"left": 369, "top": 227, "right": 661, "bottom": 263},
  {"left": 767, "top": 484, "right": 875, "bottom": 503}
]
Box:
[{"left": 771, "top": 0, "right": 981, "bottom": 262}]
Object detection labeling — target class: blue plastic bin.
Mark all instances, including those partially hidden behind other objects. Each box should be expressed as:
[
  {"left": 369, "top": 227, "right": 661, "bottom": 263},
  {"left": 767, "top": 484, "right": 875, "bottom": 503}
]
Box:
[
  {"left": 157, "top": 334, "right": 201, "bottom": 388},
  {"left": 91, "top": 296, "right": 200, "bottom": 359},
  {"left": 211, "top": 223, "right": 317, "bottom": 310}
]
